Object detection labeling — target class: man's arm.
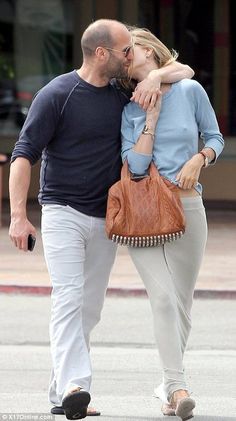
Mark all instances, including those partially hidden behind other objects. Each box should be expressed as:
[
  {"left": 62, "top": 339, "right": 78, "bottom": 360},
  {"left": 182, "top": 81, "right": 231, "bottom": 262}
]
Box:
[
  {"left": 150, "top": 61, "right": 194, "bottom": 83},
  {"left": 131, "top": 61, "right": 194, "bottom": 111},
  {"left": 9, "top": 157, "right": 36, "bottom": 251}
]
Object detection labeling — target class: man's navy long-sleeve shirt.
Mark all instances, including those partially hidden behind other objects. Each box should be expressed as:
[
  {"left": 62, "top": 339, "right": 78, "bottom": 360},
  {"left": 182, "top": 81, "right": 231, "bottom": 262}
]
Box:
[{"left": 11, "top": 70, "right": 129, "bottom": 217}]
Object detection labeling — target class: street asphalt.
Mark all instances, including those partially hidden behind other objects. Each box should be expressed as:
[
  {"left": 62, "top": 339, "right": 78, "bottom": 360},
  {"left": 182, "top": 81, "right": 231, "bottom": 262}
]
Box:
[{"left": 0, "top": 294, "right": 236, "bottom": 420}]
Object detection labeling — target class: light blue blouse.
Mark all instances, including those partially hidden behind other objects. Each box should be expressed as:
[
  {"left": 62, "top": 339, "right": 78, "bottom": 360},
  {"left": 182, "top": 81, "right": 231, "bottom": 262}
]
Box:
[{"left": 121, "top": 79, "right": 224, "bottom": 194}]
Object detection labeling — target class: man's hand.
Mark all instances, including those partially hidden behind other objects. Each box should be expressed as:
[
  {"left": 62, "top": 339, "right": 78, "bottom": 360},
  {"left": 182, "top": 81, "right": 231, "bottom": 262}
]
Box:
[
  {"left": 130, "top": 62, "right": 194, "bottom": 111},
  {"left": 9, "top": 216, "right": 36, "bottom": 252},
  {"left": 131, "top": 78, "right": 162, "bottom": 111},
  {"left": 9, "top": 157, "right": 34, "bottom": 251},
  {"left": 175, "top": 154, "right": 204, "bottom": 190}
]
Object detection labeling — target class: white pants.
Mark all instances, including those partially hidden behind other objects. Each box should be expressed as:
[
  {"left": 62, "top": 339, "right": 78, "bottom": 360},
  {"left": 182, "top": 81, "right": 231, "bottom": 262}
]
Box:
[
  {"left": 41, "top": 204, "right": 117, "bottom": 406},
  {"left": 129, "top": 196, "right": 207, "bottom": 401}
]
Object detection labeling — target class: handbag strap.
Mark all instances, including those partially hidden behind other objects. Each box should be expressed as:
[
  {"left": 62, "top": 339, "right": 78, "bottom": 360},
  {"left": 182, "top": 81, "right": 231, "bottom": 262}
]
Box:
[
  {"left": 121, "top": 160, "right": 159, "bottom": 180},
  {"left": 121, "top": 160, "right": 130, "bottom": 179},
  {"left": 149, "top": 161, "right": 160, "bottom": 178}
]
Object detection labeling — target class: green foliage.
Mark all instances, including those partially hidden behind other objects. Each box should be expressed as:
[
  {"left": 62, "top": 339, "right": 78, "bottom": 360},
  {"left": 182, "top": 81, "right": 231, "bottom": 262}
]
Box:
[{"left": 0, "top": 34, "right": 15, "bottom": 79}]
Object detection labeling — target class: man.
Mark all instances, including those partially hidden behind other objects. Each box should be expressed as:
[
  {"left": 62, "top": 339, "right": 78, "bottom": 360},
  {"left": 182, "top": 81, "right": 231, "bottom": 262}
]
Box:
[
  {"left": 9, "top": 19, "right": 193, "bottom": 419},
  {"left": 0, "top": 154, "right": 8, "bottom": 164}
]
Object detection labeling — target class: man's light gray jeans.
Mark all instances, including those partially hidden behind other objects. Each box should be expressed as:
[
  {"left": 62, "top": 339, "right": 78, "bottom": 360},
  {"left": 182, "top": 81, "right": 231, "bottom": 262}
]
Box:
[{"left": 41, "top": 204, "right": 117, "bottom": 406}]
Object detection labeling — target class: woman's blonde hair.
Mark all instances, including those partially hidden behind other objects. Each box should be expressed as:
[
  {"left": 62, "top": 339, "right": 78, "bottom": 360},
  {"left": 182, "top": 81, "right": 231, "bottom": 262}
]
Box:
[
  {"left": 117, "top": 26, "right": 178, "bottom": 91},
  {"left": 130, "top": 26, "right": 178, "bottom": 68}
]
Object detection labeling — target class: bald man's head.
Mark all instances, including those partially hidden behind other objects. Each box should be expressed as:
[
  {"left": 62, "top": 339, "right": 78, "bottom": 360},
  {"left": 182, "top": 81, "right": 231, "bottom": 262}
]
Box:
[{"left": 81, "top": 19, "right": 128, "bottom": 58}]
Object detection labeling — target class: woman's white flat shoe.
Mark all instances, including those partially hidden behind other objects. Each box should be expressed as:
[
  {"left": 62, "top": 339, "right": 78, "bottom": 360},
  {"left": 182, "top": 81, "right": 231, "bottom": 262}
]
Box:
[{"left": 161, "top": 402, "right": 176, "bottom": 416}]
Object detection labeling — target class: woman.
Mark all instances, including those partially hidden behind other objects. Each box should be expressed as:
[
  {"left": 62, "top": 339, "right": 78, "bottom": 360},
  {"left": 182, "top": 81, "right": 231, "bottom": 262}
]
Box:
[{"left": 121, "top": 28, "right": 224, "bottom": 420}]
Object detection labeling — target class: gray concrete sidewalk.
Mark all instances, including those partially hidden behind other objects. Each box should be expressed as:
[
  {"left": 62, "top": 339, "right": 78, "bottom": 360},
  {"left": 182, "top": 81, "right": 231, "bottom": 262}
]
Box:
[
  {"left": 0, "top": 204, "right": 236, "bottom": 298},
  {"left": 0, "top": 295, "right": 236, "bottom": 420}
]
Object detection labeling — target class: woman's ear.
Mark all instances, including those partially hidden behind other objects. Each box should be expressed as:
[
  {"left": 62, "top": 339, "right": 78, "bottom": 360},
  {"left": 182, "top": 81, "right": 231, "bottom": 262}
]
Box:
[{"left": 145, "top": 47, "right": 153, "bottom": 58}]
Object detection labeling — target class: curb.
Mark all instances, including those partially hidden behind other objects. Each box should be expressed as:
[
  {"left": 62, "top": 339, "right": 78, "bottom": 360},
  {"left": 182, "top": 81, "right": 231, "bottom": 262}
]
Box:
[{"left": 0, "top": 284, "right": 236, "bottom": 299}]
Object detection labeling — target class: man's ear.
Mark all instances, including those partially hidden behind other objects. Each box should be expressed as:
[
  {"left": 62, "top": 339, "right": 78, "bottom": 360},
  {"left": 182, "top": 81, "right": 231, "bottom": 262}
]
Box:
[{"left": 95, "top": 47, "right": 107, "bottom": 60}]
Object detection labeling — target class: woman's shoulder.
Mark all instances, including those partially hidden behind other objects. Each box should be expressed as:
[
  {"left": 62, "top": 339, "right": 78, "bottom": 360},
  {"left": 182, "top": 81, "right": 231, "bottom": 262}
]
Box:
[
  {"left": 175, "top": 78, "right": 205, "bottom": 94},
  {"left": 173, "top": 79, "right": 208, "bottom": 105}
]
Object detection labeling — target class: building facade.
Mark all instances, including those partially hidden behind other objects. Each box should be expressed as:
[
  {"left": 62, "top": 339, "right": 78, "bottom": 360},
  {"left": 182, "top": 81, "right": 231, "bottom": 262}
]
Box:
[{"left": 0, "top": 0, "right": 235, "bottom": 205}]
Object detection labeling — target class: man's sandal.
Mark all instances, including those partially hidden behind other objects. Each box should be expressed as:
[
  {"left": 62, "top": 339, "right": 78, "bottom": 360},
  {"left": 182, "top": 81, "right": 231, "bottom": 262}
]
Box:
[
  {"left": 61, "top": 388, "right": 91, "bottom": 419},
  {"left": 51, "top": 406, "right": 101, "bottom": 416}
]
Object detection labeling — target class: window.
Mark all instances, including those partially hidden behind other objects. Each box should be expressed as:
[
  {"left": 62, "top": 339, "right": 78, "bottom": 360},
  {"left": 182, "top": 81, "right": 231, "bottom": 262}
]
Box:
[
  {"left": 230, "top": 0, "right": 236, "bottom": 135},
  {"left": 0, "top": 0, "right": 73, "bottom": 148}
]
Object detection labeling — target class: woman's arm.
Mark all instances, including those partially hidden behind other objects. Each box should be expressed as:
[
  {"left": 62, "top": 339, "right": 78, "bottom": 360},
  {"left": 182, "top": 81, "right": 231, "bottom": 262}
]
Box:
[
  {"left": 133, "top": 94, "right": 162, "bottom": 154},
  {"left": 175, "top": 82, "right": 224, "bottom": 190},
  {"left": 121, "top": 96, "right": 162, "bottom": 175}
]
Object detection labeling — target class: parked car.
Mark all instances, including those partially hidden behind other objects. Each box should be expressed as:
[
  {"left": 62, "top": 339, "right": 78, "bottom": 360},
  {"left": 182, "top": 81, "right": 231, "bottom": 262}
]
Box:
[
  {"left": 0, "top": 74, "right": 55, "bottom": 128},
  {"left": 0, "top": 79, "right": 27, "bottom": 127}
]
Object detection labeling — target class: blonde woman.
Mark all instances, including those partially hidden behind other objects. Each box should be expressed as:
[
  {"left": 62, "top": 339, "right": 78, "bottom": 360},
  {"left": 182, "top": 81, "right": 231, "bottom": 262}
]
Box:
[{"left": 121, "top": 28, "right": 224, "bottom": 420}]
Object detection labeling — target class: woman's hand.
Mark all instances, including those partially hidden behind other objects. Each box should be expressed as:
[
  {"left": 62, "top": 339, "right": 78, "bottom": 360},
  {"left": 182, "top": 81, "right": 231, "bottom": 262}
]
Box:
[
  {"left": 133, "top": 94, "right": 162, "bottom": 156},
  {"left": 145, "top": 92, "right": 162, "bottom": 128},
  {"left": 175, "top": 154, "right": 204, "bottom": 190}
]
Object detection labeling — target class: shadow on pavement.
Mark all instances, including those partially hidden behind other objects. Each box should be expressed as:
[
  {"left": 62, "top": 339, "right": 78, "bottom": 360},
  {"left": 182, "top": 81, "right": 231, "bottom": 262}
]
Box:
[{"left": 102, "top": 415, "right": 236, "bottom": 421}]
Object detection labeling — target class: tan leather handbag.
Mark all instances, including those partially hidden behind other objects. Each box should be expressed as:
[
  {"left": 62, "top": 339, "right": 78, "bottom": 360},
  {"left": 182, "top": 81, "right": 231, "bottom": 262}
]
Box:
[{"left": 105, "top": 161, "right": 185, "bottom": 247}]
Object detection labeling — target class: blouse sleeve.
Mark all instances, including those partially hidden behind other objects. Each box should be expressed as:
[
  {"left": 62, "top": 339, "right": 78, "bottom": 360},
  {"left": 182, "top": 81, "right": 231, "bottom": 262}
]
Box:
[{"left": 194, "top": 82, "right": 224, "bottom": 162}]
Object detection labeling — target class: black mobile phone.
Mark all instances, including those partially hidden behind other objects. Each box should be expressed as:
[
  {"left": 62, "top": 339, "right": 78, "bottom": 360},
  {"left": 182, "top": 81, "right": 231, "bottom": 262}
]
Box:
[{"left": 28, "top": 234, "right": 36, "bottom": 251}]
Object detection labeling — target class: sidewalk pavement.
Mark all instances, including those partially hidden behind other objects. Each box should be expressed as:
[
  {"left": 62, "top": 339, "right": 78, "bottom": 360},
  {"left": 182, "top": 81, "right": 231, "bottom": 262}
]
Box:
[
  {"left": 2, "top": 296, "right": 236, "bottom": 419},
  {"left": 0, "top": 203, "right": 236, "bottom": 298}
]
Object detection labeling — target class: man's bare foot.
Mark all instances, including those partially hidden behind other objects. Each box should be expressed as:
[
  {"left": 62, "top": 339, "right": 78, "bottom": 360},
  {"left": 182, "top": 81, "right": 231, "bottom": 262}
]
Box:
[{"left": 87, "top": 407, "right": 101, "bottom": 416}]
